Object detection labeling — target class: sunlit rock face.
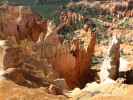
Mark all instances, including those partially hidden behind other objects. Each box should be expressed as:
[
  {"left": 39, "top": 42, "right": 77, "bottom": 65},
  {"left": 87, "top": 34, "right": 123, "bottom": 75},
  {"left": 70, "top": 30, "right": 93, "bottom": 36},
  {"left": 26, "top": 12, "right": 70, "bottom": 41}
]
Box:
[
  {"left": 0, "top": 39, "right": 59, "bottom": 88},
  {"left": 0, "top": 40, "right": 7, "bottom": 69},
  {"left": 34, "top": 23, "right": 96, "bottom": 89},
  {"left": 108, "top": 35, "right": 120, "bottom": 80},
  {"left": 33, "top": 22, "right": 62, "bottom": 61},
  {"left": 100, "top": 57, "right": 115, "bottom": 84},
  {"left": 119, "top": 57, "right": 129, "bottom": 72},
  {"left": 0, "top": 5, "right": 47, "bottom": 42},
  {"left": 100, "top": 35, "right": 120, "bottom": 84},
  {"left": 73, "top": 25, "right": 92, "bottom": 51},
  {"left": 52, "top": 37, "right": 96, "bottom": 89},
  {"left": 109, "top": 0, "right": 133, "bottom": 17},
  {"left": 59, "top": 11, "right": 85, "bottom": 26}
]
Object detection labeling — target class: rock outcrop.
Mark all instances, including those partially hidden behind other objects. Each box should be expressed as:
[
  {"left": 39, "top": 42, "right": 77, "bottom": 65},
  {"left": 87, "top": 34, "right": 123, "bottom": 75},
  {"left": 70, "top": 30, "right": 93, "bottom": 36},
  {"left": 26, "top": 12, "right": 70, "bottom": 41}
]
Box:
[
  {"left": 99, "top": 35, "right": 120, "bottom": 83},
  {"left": 60, "top": 11, "right": 85, "bottom": 26},
  {"left": 0, "top": 5, "right": 47, "bottom": 42},
  {"left": 0, "top": 39, "right": 60, "bottom": 89},
  {"left": 33, "top": 22, "right": 96, "bottom": 89}
]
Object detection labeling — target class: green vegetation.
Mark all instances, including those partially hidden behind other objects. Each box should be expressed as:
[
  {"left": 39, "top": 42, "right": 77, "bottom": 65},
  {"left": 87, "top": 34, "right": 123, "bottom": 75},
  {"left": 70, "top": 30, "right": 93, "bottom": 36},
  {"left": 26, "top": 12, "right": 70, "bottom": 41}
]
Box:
[
  {"left": 119, "top": 18, "right": 129, "bottom": 28},
  {"left": 0, "top": 0, "right": 69, "bottom": 20},
  {"left": 31, "top": 0, "right": 68, "bottom": 19},
  {"left": 106, "top": 15, "right": 113, "bottom": 22}
]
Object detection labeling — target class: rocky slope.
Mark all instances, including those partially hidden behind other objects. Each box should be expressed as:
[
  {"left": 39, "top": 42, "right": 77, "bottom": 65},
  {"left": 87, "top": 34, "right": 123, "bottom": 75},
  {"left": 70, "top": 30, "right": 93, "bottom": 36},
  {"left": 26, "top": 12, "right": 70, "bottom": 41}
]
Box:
[{"left": 0, "top": 0, "right": 133, "bottom": 100}]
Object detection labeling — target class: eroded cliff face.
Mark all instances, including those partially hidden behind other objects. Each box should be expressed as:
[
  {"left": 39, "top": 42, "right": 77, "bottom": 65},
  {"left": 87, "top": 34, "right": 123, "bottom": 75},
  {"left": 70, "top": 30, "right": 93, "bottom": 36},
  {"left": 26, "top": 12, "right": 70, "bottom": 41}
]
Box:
[
  {"left": 0, "top": 13, "right": 96, "bottom": 89},
  {"left": 66, "top": 0, "right": 133, "bottom": 18},
  {"left": 0, "top": 1, "right": 132, "bottom": 99},
  {"left": 0, "top": 5, "right": 47, "bottom": 42},
  {"left": 35, "top": 24, "right": 96, "bottom": 89},
  {"left": 109, "top": 0, "right": 133, "bottom": 17}
]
